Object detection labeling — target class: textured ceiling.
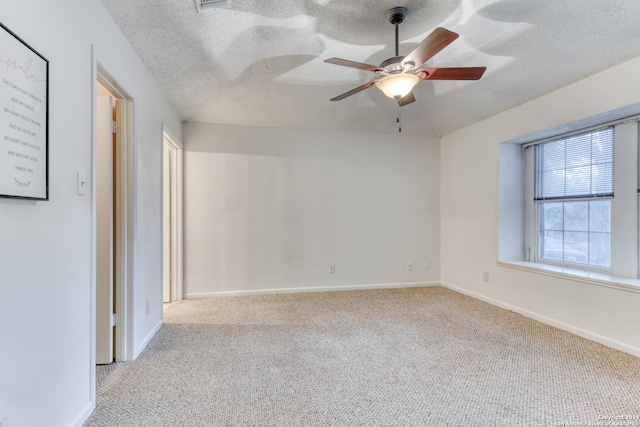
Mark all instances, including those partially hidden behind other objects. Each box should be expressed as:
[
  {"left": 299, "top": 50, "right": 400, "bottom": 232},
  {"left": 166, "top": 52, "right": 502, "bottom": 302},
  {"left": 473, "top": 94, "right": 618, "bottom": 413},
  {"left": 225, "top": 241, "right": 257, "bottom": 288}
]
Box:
[{"left": 98, "top": 0, "right": 640, "bottom": 137}]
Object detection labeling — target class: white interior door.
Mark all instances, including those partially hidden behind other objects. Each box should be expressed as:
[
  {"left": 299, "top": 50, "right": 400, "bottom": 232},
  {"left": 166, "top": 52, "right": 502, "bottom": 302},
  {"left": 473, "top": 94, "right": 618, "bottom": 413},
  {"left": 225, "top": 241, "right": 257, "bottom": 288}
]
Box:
[{"left": 96, "top": 95, "right": 114, "bottom": 364}]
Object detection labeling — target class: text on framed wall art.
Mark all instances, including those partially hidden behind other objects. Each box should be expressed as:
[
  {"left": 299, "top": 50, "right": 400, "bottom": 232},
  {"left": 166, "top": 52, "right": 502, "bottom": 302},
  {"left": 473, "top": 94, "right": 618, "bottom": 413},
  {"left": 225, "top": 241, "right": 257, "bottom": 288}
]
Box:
[{"left": 0, "top": 22, "right": 48, "bottom": 200}]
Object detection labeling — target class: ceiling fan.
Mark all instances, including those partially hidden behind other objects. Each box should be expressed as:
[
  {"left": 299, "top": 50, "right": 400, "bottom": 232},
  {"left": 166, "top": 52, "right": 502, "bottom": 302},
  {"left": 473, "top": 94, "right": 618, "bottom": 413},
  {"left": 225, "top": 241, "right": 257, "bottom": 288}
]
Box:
[{"left": 325, "top": 7, "right": 486, "bottom": 107}]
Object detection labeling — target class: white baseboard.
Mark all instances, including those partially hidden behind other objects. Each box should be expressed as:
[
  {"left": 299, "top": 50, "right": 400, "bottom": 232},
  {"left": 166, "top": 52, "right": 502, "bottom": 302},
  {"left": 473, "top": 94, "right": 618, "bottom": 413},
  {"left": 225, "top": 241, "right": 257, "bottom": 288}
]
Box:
[
  {"left": 70, "top": 400, "right": 95, "bottom": 427},
  {"left": 135, "top": 318, "right": 164, "bottom": 359},
  {"left": 185, "top": 281, "right": 440, "bottom": 299},
  {"left": 441, "top": 281, "right": 640, "bottom": 358}
]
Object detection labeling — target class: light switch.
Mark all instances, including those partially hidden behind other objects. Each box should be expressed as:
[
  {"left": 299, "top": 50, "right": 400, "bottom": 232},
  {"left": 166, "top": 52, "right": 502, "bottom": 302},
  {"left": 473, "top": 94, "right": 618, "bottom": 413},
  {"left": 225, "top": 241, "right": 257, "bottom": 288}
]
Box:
[{"left": 77, "top": 173, "right": 87, "bottom": 195}]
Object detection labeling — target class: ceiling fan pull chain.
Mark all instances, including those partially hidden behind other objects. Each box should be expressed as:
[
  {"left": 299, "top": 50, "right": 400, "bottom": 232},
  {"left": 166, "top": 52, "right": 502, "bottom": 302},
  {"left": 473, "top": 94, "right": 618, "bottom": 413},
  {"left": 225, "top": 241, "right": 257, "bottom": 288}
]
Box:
[{"left": 397, "top": 105, "right": 402, "bottom": 133}]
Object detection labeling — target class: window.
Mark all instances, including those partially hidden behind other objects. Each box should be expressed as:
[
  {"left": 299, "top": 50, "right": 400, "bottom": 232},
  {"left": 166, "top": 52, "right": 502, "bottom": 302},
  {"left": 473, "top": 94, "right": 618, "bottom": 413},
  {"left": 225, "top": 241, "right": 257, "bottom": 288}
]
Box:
[
  {"left": 535, "top": 128, "right": 613, "bottom": 269},
  {"left": 498, "top": 110, "right": 640, "bottom": 282}
]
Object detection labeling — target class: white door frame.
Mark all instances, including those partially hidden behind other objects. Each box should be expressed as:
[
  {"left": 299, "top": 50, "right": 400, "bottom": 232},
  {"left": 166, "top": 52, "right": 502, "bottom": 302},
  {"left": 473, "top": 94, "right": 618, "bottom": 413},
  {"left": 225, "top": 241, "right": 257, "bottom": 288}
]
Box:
[
  {"left": 95, "top": 64, "right": 135, "bottom": 363},
  {"left": 163, "top": 143, "right": 171, "bottom": 303},
  {"left": 163, "top": 126, "right": 184, "bottom": 302},
  {"left": 90, "top": 45, "right": 136, "bottom": 409}
]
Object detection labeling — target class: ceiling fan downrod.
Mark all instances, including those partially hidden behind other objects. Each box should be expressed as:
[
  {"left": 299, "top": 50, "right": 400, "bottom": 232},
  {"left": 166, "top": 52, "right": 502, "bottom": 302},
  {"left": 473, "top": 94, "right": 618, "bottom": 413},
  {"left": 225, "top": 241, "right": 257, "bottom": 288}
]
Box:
[{"left": 386, "top": 7, "right": 408, "bottom": 57}]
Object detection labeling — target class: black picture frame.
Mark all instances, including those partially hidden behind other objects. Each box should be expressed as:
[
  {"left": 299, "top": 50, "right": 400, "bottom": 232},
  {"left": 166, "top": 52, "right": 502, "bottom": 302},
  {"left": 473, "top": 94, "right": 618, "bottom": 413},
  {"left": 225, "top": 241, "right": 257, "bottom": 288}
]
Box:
[{"left": 0, "top": 22, "right": 49, "bottom": 200}]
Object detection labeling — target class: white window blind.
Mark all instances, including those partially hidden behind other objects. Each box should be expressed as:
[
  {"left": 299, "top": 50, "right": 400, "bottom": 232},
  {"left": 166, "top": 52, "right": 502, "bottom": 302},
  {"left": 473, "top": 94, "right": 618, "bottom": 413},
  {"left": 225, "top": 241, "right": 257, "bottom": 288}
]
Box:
[
  {"left": 535, "top": 127, "right": 614, "bottom": 200},
  {"left": 535, "top": 127, "right": 614, "bottom": 268}
]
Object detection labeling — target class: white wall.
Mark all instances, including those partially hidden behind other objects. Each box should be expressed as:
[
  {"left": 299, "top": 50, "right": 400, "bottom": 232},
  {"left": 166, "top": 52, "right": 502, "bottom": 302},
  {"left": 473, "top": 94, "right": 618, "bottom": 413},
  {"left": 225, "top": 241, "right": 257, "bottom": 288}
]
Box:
[
  {"left": 184, "top": 123, "right": 440, "bottom": 296},
  {"left": 0, "top": 1, "right": 182, "bottom": 426},
  {"left": 440, "top": 55, "right": 640, "bottom": 356}
]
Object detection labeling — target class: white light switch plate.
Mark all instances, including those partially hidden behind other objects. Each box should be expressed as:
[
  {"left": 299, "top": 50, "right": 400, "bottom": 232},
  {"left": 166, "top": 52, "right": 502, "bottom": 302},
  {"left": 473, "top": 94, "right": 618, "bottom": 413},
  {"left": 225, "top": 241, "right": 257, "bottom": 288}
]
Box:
[{"left": 77, "top": 172, "right": 87, "bottom": 195}]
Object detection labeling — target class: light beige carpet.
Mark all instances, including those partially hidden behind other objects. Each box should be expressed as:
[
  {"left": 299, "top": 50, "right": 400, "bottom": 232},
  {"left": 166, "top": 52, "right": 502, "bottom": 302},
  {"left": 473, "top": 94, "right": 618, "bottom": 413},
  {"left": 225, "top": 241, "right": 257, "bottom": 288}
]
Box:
[{"left": 84, "top": 286, "right": 640, "bottom": 426}]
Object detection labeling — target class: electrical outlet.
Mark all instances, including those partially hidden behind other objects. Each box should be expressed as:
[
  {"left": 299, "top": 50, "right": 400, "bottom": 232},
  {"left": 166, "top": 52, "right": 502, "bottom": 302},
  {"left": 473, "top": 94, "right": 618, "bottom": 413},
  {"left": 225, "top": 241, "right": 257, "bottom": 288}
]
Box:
[
  {"left": 329, "top": 264, "right": 335, "bottom": 274},
  {"left": 483, "top": 272, "right": 489, "bottom": 282},
  {"left": 406, "top": 262, "right": 413, "bottom": 271},
  {"left": 424, "top": 261, "right": 431, "bottom": 270}
]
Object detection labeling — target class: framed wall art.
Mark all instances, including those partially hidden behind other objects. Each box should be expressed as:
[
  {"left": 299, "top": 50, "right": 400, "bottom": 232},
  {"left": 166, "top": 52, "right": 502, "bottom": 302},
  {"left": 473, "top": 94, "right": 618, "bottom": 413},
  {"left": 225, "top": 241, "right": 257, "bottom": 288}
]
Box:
[{"left": 0, "top": 22, "right": 48, "bottom": 200}]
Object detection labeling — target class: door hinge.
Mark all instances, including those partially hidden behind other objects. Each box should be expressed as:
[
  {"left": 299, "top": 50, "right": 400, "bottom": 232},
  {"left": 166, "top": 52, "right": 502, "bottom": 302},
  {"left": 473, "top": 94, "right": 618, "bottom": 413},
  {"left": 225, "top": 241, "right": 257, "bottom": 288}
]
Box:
[
  {"left": 111, "top": 120, "right": 118, "bottom": 134},
  {"left": 111, "top": 313, "right": 117, "bottom": 327}
]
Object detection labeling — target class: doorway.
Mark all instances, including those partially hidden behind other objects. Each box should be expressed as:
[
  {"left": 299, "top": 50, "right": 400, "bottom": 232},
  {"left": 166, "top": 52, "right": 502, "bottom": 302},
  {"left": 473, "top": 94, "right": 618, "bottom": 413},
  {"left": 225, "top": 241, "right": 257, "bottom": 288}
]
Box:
[
  {"left": 163, "top": 129, "right": 183, "bottom": 305},
  {"left": 94, "top": 66, "right": 135, "bottom": 365}
]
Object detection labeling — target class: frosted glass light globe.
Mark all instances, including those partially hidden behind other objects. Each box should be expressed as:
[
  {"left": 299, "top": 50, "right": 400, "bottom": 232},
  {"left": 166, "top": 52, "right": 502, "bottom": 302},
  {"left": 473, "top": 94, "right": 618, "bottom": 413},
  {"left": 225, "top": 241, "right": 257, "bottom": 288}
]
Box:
[{"left": 376, "top": 74, "right": 419, "bottom": 99}]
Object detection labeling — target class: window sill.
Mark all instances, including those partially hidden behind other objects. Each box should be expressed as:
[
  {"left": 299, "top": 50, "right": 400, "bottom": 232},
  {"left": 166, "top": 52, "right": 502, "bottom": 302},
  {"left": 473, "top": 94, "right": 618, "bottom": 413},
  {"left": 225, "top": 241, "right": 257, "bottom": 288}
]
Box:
[{"left": 497, "top": 260, "right": 640, "bottom": 294}]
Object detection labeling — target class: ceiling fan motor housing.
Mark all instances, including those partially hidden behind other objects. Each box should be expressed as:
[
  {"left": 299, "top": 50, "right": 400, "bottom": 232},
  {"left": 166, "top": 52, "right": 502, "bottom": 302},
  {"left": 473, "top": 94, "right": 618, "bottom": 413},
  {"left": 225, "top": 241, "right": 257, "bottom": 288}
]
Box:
[{"left": 379, "top": 56, "right": 405, "bottom": 74}]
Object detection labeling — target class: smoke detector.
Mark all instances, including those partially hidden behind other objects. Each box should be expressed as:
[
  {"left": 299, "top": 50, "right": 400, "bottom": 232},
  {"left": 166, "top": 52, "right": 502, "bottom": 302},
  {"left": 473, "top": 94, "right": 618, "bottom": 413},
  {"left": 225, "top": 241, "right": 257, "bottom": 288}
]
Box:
[{"left": 195, "top": 0, "right": 228, "bottom": 13}]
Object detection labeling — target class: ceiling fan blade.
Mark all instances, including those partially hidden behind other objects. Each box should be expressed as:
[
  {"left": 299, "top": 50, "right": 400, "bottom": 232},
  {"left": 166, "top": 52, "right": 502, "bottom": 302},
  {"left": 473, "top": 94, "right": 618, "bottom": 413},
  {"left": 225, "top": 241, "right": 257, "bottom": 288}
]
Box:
[
  {"left": 401, "top": 27, "right": 459, "bottom": 69},
  {"left": 397, "top": 91, "right": 415, "bottom": 107},
  {"left": 325, "top": 58, "right": 384, "bottom": 73},
  {"left": 418, "top": 67, "right": 486, "bottom": 80},
  {"left": 330, "top": 80, "right": 379, "bottom": 101}
]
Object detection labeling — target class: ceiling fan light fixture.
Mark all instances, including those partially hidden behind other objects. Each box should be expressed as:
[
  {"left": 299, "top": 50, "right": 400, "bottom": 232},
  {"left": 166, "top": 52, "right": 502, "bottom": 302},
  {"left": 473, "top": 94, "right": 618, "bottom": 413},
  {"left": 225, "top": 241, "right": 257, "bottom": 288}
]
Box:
[{"left": 376, "top": 73, "right": 419, "bottom": 99}]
